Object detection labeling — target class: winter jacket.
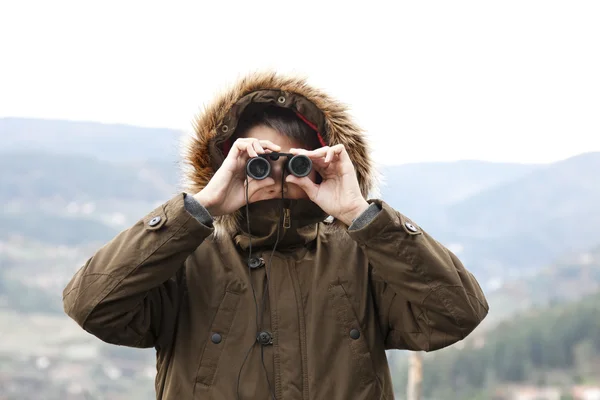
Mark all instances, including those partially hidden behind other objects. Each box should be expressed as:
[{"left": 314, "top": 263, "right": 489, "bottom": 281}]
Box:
[{"left": 63, "top": 72, "right": 489, "bottom": 399}]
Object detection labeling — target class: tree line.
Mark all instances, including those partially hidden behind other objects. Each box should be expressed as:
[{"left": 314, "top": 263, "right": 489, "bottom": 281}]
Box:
[{"left": 393, "top": 291, "right": 600, "bottom": 399}]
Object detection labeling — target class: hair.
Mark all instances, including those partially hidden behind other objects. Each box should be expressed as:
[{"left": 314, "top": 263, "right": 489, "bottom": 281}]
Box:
[{"left": 234, "top": 105, "right": 322, "bottom": 150}]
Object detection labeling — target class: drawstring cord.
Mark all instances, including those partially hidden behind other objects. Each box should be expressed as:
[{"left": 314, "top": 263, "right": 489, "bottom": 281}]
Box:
[{"left": 236, "top": 171, "right": 286, "bottom": 400}]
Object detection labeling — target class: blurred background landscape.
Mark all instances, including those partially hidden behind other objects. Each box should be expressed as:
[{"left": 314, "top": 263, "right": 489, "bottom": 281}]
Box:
[
  {"left": 2, "top": 0, "right": 600, "bottom": 397},
  {"left": 1, "top": 117, "right": 598, "bottom": 399}
]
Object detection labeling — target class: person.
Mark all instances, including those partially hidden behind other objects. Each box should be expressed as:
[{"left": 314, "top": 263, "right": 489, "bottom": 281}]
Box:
[{"left": 63, "top": 71, "right": 489, "bottom": 400}]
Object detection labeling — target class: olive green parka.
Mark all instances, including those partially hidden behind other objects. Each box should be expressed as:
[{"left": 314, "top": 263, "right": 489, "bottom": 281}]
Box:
[{"left": 63, "top": 72, "right": 489, "bottom": 399}]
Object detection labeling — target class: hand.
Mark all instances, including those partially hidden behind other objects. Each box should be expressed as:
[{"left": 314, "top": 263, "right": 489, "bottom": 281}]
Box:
[
  {"left": 285, "top": 144, "right": 370, "bottom": 226},
  {"left": 193, "top": 138, "right": 281, "bottom": 216}
]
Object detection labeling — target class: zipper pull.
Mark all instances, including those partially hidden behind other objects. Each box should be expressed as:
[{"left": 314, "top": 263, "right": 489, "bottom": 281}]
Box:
[{"left": 283, "top": 208, "right": 291, "bottom": 229}]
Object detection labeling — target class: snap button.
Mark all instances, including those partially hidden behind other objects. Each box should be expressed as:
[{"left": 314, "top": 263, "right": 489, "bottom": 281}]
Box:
[
  {"left": 256, "top": 331, "right": 273, "bottom": 345},
  {"left": 404, "top": 221, "right": 418, "bottom": 233},
  {"left": 211, "top": 333, "right": 222, "bottom": 344},
  {"left": 247, "top": 257, "right": 264, "bottom": 269},
  {"left": 221, "top": 125, "right": 229, "bottom": 133},
  {"left": 277, "top": 96, "right": 286, "bottom": 104},
  {"left": 148, "top": 216, "right": 161, "bottom": 227},
  {"left": 350, "top": 329, "right": 360, "bottom": 340}
]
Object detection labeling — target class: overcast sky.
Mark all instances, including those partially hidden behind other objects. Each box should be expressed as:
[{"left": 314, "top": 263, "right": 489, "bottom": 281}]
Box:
[{"left": 1, "top": 0, "right": 599, "bottom": 165}]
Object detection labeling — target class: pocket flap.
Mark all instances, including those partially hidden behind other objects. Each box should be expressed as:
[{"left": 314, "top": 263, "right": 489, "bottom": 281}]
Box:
[{"left": 195, "top": 290, "right": 241, "bottom": 387}]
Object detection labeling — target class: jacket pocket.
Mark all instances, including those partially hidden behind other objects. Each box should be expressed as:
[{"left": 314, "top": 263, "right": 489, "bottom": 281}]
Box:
[
  {"left": 194, "top": 290, "right": 241, "bottom": 389},
  {"left": 328, "top": 281, "right": 382, "bottom": 393}
]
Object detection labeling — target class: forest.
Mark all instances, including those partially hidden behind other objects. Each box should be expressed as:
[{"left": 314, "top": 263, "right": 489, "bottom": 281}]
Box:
[{"left": 394, "top": 292, "right": 600, "bottom": 399}]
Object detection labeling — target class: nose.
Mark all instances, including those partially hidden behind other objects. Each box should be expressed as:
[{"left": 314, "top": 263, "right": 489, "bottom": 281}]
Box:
[{"left": 269, "top": 158, "right": 286, "bottom": 181}]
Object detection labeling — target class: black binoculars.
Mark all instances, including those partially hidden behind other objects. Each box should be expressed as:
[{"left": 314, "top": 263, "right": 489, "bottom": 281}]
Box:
[{"left": 246, "top": 152, "right": 312, "bottom": 180}]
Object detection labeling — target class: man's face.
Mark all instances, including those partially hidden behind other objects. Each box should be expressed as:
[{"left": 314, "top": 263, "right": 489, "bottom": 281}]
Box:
[{"left": 242, "top": 125, "right": 318, "bottom": 202}]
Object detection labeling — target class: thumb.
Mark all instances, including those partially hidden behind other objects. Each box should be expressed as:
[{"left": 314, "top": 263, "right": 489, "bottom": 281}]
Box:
[{"left": 286, "top": 175, "right": 319, "bottom": 199}]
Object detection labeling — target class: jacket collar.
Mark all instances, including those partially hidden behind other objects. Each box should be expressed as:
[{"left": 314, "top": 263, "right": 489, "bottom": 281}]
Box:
[{"left": 233, "top": 198, "right": 327, "bottom": 252}]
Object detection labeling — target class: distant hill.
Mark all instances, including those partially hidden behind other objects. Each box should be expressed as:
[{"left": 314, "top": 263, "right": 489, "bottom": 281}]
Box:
[
  {"left": 0, "top": 213, "right": 119, "bottom": 246},
  {"left": 380, "top": 160, "right": 540, "bottom": 226},
  {"left": 438, "top": 152, "right": 600, "bottom": 277},
  {"left": 379, "top": 152, "right": 600, "bottom": 287},
  {"left": 0, "top": 117, "right": 183, "bottom": 163},
  {"left": 0, "top": 151, "right": 181, "bottom": 244},
  {"left": 0, "top": 151, "right": 179, "bottom": 203}
]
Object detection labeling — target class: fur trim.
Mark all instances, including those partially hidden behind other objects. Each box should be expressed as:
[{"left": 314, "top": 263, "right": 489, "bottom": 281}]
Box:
[{"left": 180, "top": 71, "right": 377, "bottom": 237}]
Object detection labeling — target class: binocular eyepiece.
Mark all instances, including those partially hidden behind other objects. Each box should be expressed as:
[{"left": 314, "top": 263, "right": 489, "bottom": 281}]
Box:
[{"left": 246, "top": 152, "right": 312, "bottom": 180}]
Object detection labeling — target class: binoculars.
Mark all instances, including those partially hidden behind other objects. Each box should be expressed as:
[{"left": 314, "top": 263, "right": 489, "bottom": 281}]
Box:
[{"left": 246, "top": 152, "right": 312, "bottom": 180}]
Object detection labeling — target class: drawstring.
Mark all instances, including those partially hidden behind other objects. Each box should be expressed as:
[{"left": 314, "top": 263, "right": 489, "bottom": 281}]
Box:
[{"left": 236, "top": 170, "right": 286, "bottom": 400}]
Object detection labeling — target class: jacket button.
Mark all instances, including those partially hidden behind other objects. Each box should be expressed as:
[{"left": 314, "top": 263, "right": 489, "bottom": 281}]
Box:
[
  {"left": 248, "top": 257, "right": 264, "bottom": 269},
  {"left": 350, "top": 329, "right": 360, "bottom": 340},
  {"left": 211, "top": 333, "right": 222, "bottom": 344},
  {"left": 405, "top": 221, "right": 418, "bottom": 232},
  {"left": 148, "top": 216, "right": 161, "bottom": 226},
  {"left": 257, "top": 331, "right": 273, "bottom": 345}
]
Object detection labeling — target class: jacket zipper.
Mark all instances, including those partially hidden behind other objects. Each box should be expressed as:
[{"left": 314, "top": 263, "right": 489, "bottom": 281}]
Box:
[
  {"left": 287, "top": 259, "right": 309, "bottom": 400},
  {"left": 283, "top": 208, "right": 291, "bottom": 229}
]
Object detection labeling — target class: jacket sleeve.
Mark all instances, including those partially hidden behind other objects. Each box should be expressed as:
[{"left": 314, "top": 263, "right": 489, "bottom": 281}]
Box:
[
  {"left": 347, "top": 199, "right": 489, "bottom": 352},
  {"left": 62, "top": 193, "right": 214, "bottom": 349}
]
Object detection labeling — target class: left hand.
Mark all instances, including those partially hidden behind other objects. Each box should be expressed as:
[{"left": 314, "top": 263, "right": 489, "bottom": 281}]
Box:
[{"left": 286, "top": 144, "right": 370, "bottom": 226}]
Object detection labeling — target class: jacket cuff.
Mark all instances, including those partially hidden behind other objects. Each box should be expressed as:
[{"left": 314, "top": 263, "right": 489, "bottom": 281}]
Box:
[
  {"left": 348, "top": 202, "right": 382, "bottom": 231},
  {"left": 183, "top": 193, "right": 214, "bottom": 227},
  {"left": 347, "top": 199, "right": 421, "bottom": 245}
]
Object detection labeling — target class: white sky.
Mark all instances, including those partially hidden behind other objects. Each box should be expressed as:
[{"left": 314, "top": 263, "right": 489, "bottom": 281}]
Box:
[{"left": 1, "top": 0, "right": 599, "bottom": 165}]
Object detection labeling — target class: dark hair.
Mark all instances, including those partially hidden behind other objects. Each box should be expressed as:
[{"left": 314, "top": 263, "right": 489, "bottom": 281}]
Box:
[{"left": 235, "top": 105, "right": 322, "bottom": 150}]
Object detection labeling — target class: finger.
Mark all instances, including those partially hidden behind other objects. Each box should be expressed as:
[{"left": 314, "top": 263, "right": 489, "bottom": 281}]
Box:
[
  {"left": 244, "top": 141, "right": 258, "bottom": 158},
  {"left": 310, "top": 156, "right": 330, "bottom": 172},
  {"left": 333, "top": 144, "right": 350, "bottom": 163},
  {"left": 323, "top": 144, "right": 347, "bottom": 163},
  {"left": 311, "top": 161, "right": 334, "bottom": 179},
  {"left": 308, "top": 147, "right": 330, "bottom": 159},
  {"left": 325, "top": 147, "right": 336, "bottom": 163},
  {"left": 259, "top": 140, "right": 282, "bottom": 152},
  {"left": 252, "top": 140, "right": 265, "bottom": 155},
  {"left": 288, "top": 148, "right": 308, "bottom": 157},
  {"left": 290, "top": 147, "right": 328, "bottom": 158},
  {"left": 233, "top": 138, "right": 262, "bottom": 156},
  {"left": 285, "top": 175, "right": 319, "bottom": 199},
  {"left": 232, "top": 140, "right": 258, "bottom": 158}
]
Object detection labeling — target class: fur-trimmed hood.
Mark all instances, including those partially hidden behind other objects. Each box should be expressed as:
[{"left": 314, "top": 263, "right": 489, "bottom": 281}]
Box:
[{"left": 181, "top": 71, "right": 376, "bottom": 236}]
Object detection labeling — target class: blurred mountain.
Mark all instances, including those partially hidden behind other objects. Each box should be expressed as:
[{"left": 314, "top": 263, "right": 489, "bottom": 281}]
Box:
[
  {"left": 380, "top": 152, "right": 600, "bottom": 288},
  {"left": 0, "top": 117, "right": 183, "bottom": 163},
  {"left": 439, "top": 152, "right": 600, "bottom": 281},
  {"left": 0, "top": 213, "right": 118, "bottom": 246},
  {"left": 0, "top": 151, "right": 179, "bottom": 202},
  {"left": 380, "top": 160, "right": 540, "bottom": 225},
  {"left": 0, "top": 151, "right": 180, "bottom": 245}
]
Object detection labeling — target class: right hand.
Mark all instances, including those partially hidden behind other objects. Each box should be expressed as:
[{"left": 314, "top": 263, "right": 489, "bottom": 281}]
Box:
[{"left": 192, "top": 138, "right": 281, "bottom": 216}]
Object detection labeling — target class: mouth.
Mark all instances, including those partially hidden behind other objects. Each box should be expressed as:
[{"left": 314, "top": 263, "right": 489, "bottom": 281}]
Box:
[
  {"left": 269, "top": 185, "right": 288, "bottom": 195},
  {"left": 248, "top": 185, "right": 288, "bottom": 201}
]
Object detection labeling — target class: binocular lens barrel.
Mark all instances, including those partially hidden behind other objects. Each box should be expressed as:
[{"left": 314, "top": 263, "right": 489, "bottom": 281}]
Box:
[
  {"left": 246, "top": 157, "right": 271, "bottom": 180},
  {"left": 246, "top": 154, "right": 312, "bottom": 180},
  {"left": 288, "top": 155, "right": 312, "bottom": 177}
]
